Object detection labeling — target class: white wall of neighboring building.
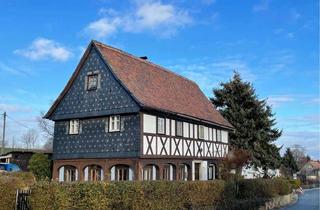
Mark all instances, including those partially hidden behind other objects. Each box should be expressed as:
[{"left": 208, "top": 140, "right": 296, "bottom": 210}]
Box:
[{"left": 241, "top": 165, "right": 281, "bottom": 179}]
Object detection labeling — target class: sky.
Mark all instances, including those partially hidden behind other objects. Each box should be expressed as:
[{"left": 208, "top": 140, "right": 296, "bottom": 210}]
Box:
[{"left": 0, "top": 0, "right": 319, "bottom": 159}]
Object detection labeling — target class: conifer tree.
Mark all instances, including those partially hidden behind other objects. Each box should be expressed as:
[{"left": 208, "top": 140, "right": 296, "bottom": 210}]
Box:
[
  {"left": 211, "top": 72, "right": 282, "bottom": 174},
  {"left": 282, "top": 148, "right": 299, "bottom": 177}
]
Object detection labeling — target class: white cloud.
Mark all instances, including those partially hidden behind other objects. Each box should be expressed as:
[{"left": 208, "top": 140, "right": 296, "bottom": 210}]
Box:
[
  {"left": 267, "top": 95, "right": 294, "bottom": 107},
  {"left": 85, "top": 17, "right": 121, "bottom": 38},
  {"left": 167, "top": 58, "right": 256, "bottom": 95},
  {"left": 136, "top": 1, "right": 190, "bottom": 28},
  {"left": 278, "top": 131, "right": 320, "bottom": 159},
  {"left": 14, "top": 38, "right": 72, "bottom": 61},
  {"left": 0, "top": 103, "right": 32, "bottom": 113},
  {"left": 0, "top": 62, "right": 26, "bottom": 76},
  {"left": 84, "top": 1, "right": 192, "bottom": 38},
  {"left": 253, "top": 0, "right": 269, "bottom": 12}
]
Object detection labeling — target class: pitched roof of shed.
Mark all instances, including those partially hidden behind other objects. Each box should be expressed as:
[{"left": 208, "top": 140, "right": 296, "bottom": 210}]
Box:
[
  {"left": 45, "top": 40, "right": 233, "bottom": 129},
  {"left": 93, "top": 41, "right": 232, "bottom": 128}
]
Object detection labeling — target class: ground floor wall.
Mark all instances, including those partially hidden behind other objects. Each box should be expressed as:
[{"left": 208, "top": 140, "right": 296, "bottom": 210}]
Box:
[{"left": 52, "top": 158, "right": 222, "bottom": 181}]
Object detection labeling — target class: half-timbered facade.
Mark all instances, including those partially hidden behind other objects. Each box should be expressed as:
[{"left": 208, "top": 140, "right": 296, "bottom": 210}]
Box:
[{"left": 45, "top": 40, "right": 233, "bottom": 182}]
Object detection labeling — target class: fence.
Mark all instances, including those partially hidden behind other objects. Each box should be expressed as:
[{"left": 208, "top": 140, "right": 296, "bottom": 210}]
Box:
[{"left": 15, "top": 189, "right": 31, "bottom": 210}]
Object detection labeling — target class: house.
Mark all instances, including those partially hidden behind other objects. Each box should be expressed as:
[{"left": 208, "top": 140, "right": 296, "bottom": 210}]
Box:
[
  {"left": 241, "top": 165, "right": 281, "bottom": 179},
  {"left": 45, "top": 40, "right": 233, "bottom": 182},
  {"left": 298, "top": 160, "right": 320, "bottom": 183},
  {"left": 0, "top": 148, "right": 52, "bottom": 171}
]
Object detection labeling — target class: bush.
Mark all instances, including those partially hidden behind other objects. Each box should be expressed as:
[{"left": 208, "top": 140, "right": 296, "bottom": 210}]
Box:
[
  {"left": 237, "top": 178, "right": 292, "bottom": 199},
  {"left": 289, "top": 179, "right": 301, "bottom": 189},
  {"left": 0, "top": 172, "right": 35, "bottom": 210},
  {"left": 28, "top": 153, "right": 51, "bottom": 180},
  {"left": 30, "top": 180, "right": 225, "bottom": 210}
]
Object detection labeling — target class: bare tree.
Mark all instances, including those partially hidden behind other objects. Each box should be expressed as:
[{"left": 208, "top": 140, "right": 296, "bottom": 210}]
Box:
[
  {"left": 37, "top": 111, "right": 54, "bottom": 138},
  {"left": 21, "top": 129, "right": 38, "bottom": 149},
  {"left": 291, "top": 144, "right": 309, "bottom": 169},
  {"left": 37, "top": 111, "right": 54, "bottom": 150}
]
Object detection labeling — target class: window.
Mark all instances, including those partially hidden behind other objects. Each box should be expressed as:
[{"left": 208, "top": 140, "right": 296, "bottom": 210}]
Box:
[
  {"left": 65, "top": 166, "right": 78, "bottom": 182},
  {"left": 163, "top": 164, "right": 175, "bottom": 180},
  {"left": 199, "top": 125, "right": 205, "bottom": 139},
  {"left": 58, "top": 165, "right": 78, "bottom": 182},
  {"left": 87, "top": 74, "right": 98, "bottom": 90},
  {"left": 115, "top": 166, "right": 129, "bottom": 181},
  {"left": 69, "top": 120, "right": 79, "bottom": 134},
  {"left": 216, "top": 130, "right": 222, "bottom": 142},
  {"left": 208, "top": 164, "right": 215, "bottom": 180},
  {"left": 109, "top": 115, "right": 120, "bottom": 132},
  {"left": 176, "top": 121, "right": 183, "bottom": 136},
  {"left": 178, "top": 164, "right": 189, "bottom": 181},
  {"left": 84, "top": 165, "right": 103, "bottom": 181},
  {"left": 157, "top": 117, "right": 165, "bottom": 134},
  {"left": 143, "top": 165, "right": 158, "bottom": 180}
]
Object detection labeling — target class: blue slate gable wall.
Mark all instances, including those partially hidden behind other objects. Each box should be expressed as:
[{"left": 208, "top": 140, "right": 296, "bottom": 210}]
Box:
[
  {"left": 51, "top": 47, "right": 141, "bottom": 159},
  {"left": 53, "top": 114, "right": 140, "bottom": 159},
  {"left": 50, "top": 47, "right": 140, "bottom": 120}
]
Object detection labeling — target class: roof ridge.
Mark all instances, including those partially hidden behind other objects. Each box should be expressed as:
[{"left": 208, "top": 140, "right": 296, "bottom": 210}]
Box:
[{"left": 92, "top": 40, "right": 198, "bottom": 85}]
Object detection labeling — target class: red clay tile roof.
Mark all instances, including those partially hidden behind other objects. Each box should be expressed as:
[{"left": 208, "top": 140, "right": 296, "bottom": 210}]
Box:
[
  {"left": 94, "top": 41, "right": 233, "bottom": 128},
  {"left": 309, "top": 161, "right": 320, "bottom": 169}
]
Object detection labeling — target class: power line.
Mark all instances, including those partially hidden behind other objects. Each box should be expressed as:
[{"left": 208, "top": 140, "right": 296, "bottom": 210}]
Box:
[{"left": 6, "top": 114, "right": 31, "bottom": 129}]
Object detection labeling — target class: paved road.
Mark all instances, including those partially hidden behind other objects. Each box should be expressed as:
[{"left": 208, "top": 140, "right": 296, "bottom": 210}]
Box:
[{"left": 281, "top": 188, "right": 320, "bottom": 210}]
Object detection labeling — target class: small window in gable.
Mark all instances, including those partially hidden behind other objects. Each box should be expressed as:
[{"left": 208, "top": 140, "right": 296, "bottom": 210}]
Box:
[
  {"left": 69, "top": 119, "right": 79, "bottom": 135},
  {"left": 157, "top": 117, "right": 165, "bottom": 134},
  {"left": 87, "top": 74, "right": 99, "bottom": 90},
  {"left": 176, "top": 121, "right": 183, "bottom": 136},
  {"left": 109, "top": 115, "right": 120, "bottom": 132},
  {"left": 199, "top": 125, "right": 205, "bottom": 139}
]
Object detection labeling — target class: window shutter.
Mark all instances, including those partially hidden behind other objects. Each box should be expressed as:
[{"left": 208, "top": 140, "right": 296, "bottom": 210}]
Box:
[
  {"left": 84, "top": 75, "right": 88, "bottom": 90},
  {"left": 105, "top": 117, "right": 109, "bottom": 133},
  {"left": 120, "top": 117, "right": 125, "bottom": 131},
  {"left": 79, "top": 121, "right": 83, "bottom": 134},
  {"left": 66, "top": 122, "right": 69, "bottom": 134},
  {"left": 97, "top": 73, "right": 101, "bottom": 89}
]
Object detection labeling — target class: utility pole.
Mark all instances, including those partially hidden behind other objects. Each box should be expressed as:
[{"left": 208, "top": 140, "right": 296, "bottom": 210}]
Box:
[{"left": 1, "top": 112, "right": 6, "bottom": 155}]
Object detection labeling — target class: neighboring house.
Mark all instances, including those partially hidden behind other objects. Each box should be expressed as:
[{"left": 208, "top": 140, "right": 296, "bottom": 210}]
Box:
[
  {"left": 241, "top": 165, "right": 281, "bottom": 179},
  {"left": 298, "top": 160, "right": 320, "bottom": 183},
  {"left": 0, "top": 149, "right": 52, "bottom": 171},
  {"left": 45, "top": 40, "right": 234, "bottom": 182}
]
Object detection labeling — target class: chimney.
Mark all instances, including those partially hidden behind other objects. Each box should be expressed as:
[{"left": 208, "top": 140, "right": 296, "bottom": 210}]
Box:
[{"left": 139, "top": 56, "right": 148, "bottom": 60}]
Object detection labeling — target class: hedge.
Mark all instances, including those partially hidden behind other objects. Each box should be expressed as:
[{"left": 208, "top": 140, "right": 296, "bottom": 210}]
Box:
[
  {"left": 0, "top": 172, "right": 35, "bottom": 210},
  {"left": 237, "top": 178, "right": 292, "bottom": 199},
  {"left": 0, "top": 174, "right": 296, "bottom": 210},
  {"left": 29, "top": 178, "right": 295, "bottom": 210},
  {"left": 30, "top": 181, "right": 226, "bottom": 210}
]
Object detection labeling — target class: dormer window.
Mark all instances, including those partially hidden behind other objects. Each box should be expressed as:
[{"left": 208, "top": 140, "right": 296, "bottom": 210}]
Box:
[
  {"left": 87, "top": 74, "right": 98, "bottom": 90},
  {"left": 69, "top": 119, "right": 79, "bottom": 135},
  {"left": 109, "top": 115, "right": 120, "bottom": 132}
]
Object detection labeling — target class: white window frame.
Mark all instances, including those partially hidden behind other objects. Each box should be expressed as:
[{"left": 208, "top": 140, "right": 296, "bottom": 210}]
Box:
[
  {"left": 87, "top": 74, "right": 98, "bottom": 90},
  {"left": 157, "top": 117, "right": 165, "bottom": 134},
  {"left": 198, "top": 125, "right": 205, "bottom": 139},
  {"left": 109, "top": 115, "right": 120, "bottom": 132},
  {"left": 176, "top": 121, "right": 183, "bottom": 136},
  {"left": 69, "top": 119, "right": 79, "bottom": 135}
]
